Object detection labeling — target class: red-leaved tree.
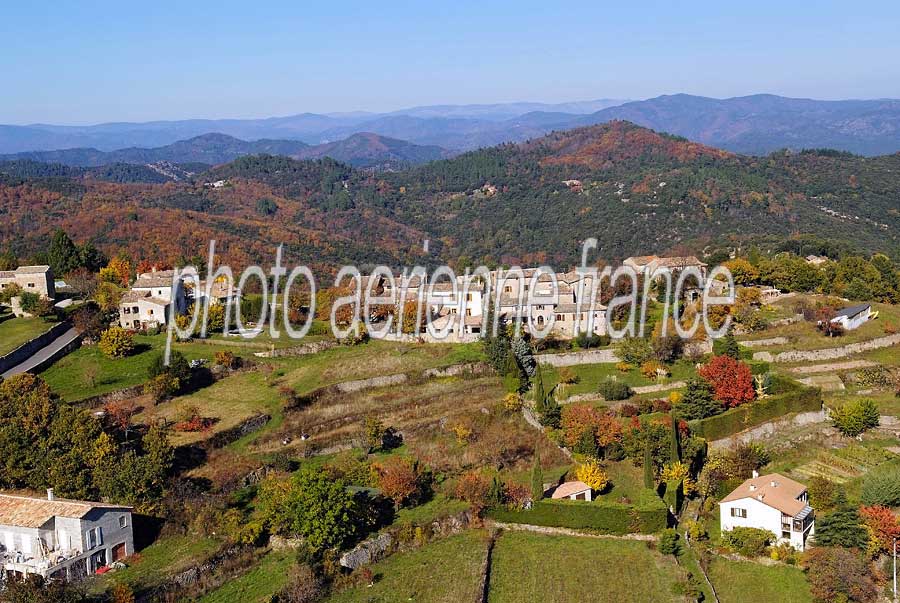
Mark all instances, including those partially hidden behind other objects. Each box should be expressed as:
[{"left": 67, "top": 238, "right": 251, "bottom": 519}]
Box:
[
  {"left": 860, "top": 505, "right": 900, "bottom": 555},
  {"left": 698, "top": 355, "right": 755, "bottom": 408}
]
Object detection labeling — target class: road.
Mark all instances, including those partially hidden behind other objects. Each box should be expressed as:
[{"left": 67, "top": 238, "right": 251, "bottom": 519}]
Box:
[{"left": 1, "top": 327, "right": 80, "bottom": 378}]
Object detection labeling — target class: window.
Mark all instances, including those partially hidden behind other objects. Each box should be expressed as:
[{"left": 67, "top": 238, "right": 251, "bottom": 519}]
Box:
[
  {"left": 27, "top": 283, "right": 35, "bottom": 288},
  {"left": 86, "top": 527, "right": 103, "bottom": 549},
  {"left": 123, "top": 307, "right": 130, "bottom": 314},
  {"left": 119, "top": 515, "right": 128, "bottom": 529},
  {"left": 730, "top": 508, "right": 747, "bottom": 518},
  {"left": 465, "top": 309, "right": 472, "bottom": 316},
  {"left": 148, "top": 309, "right": 154, "bottom": 315},
  {"left": 782, "top": 531, "right": 790, "bottom": 539}
]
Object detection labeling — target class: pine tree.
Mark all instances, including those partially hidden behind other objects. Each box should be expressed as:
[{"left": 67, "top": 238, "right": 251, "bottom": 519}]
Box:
[
  {"left": 678, "top": 378, "right": 722, "bottom": 420},
  {"left": 531, "top": 451, "right": 544, "bottom": 501},
  {"left": 533, "top": 369, "right": 546, "bottom": 412},
  {"left": 47, "top": 229, "right": 80, "bottom": 276},
  {"left": 643, "top": 441, "right": 655, "bottom": 489},
  {"left": 815, "top": 490, "right": 868, "bottom": 549}
]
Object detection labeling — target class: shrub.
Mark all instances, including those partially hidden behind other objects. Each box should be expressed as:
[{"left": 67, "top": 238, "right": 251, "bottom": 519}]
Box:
[
  {"left": 677, "top": 378, "right": 722, "bottom": 420},
  {"left": 689, "top": 381, "right": 822, "bottom": 440},
  {"left": 575, "top": 460, "right": 609, "bottom": 491},
  {"left": 598, "top": 377, "right": 633, "bottom": 401},
  {"left": 144, "top": 373, "right": 180, "bottom": 403},
  {"left": 640, "top": 360, "right": 667, "bottom": 380},
  {"left": 486, "top": 489, "right": 667, "bottom": 534},
  {"left": 684, "top": 519, "right": 707, "bottom": 541},
  {"left": 658, "top": 528, "right": 681, "bottom": 555},
  {"left": 861, "top": 465, "right": 900, "bottom": 507},
  {"left": 558, "top": 367, "right": 579, "bottom": 385},
  {"left": 722, "top": 527, "right": 774, "bottom": 557},
  {"left": 618, "top": 337, "right": 654, "bottom": 365},
  {"left": 98, "top": 326, "right": 135, "bottom": 358},
  {"left": 830, "top": 399, "right": 879, "bottom": 437},
  {"left": 856, "top": 367, "right": 893, "bottom": 388},
  {"left": 615, "top": 361, "right": 634, "bottom": 373},
  {"left": 214, "top": 350, "right": 240, "bottom": 369},
  {"left": 802, "top": 546, "right": 881, "bottom": 603}
]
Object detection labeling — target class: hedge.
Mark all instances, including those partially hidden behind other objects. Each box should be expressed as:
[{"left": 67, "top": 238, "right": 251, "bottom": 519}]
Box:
[
  {"left": 486, "top": 489, "right": 667, "bottom": 534},
  {"left": 663, "top": 479, "right": 683, "bottom": 515},
  {"left": 688, "top": 380, "right": 822, "bottom": 441}
]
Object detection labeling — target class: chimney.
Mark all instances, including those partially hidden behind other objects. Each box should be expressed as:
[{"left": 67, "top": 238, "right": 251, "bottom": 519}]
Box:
[
  {"left": 770, "top": 480, "right": 778, "bottom": 487},
  {"left": 749, "top": 484, "right": 757, "bottom": 491},
  {"left": 47, "top": 488, "right": 55, "bottom": 501},
  {"left": 752, "top": 470, "right": 759, "bottom": 478}
]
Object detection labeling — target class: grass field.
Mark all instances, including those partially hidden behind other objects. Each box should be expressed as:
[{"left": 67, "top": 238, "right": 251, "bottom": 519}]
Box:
[
  {"left": 0, "top": 316, "right": 54, "bottom": 356},
  {"left": 137, "top": 371, "right": 283, "bottom": 446},
  {"left": 707, "top": 557, "right": 812, "bottom": 603},
  {"left": 197, "top": 549, "right": 295, "bottom": 603},
  {"left": 40, "top": 333, "right": 259, "bottom": 401},
  {"left": 741, "top": 297, "right": 900, "bottom": 353},
  {"left": 326, "top": 530, "right": 489, "bottom": 603},
  {"left": 487, "top": 531, "right": 682, "bottom": 603},
  {"left": 542, "top": 360, "right": 697, "bottom": 399},
  {"left": 90, "top": 534, "right": 222, "bottom": 595}
]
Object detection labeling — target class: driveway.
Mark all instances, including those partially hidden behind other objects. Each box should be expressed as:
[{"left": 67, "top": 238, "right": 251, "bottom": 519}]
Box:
[{"left": 1, "top": 327, "right": 80, "bottom": 378}]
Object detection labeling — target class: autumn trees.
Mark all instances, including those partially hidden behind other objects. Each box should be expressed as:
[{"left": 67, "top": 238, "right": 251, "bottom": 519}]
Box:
[
  {"left": 698, "top": 355, "right": 755, "bottom": 409},
  {"left": 0, "top": 374, "right": 173, "bottom": 510}
]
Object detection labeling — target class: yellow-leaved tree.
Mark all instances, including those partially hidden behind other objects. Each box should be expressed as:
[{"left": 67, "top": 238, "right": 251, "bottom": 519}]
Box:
[{"left": 575, "top": 460, "right": 609, "bottom": 492}]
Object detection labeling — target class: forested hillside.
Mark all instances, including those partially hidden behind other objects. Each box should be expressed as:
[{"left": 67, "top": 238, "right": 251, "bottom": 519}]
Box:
[{"left": 0, "top": 121, "right": 898, "bottom": 273}]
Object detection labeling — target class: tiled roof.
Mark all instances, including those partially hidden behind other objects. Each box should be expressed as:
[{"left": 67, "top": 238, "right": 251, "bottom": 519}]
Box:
[
  {"left": 0, "top": 271, "right": 14, "bottom": 279},
  {"left": 551, "top": 481, "right": 592, "bottom": 499},
  {"left": 0, "top": 494, "right": 130, "bottom": 529},
  {"left": 654, "top": 256, "right": 708, "bottom": 268},
  {"left": 720, "top": 473, "right": 807, "bottom": 516},
  {"left": 13, "top": 265, "right": 51, "bottom": 275},
  {"left": 120, "top": 291, "right": 169, "bottom": 306},
  {"left": 624, "top": 255, "right": 658, "bottom": 266}
]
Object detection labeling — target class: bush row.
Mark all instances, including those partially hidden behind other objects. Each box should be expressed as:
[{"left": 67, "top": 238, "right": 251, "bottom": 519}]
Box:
[
  {"left": 486, "top": 489, "right": 667, "bottom": 534},
  {"left": 688, "top": 380, "right": 822, "bottom": 441}
]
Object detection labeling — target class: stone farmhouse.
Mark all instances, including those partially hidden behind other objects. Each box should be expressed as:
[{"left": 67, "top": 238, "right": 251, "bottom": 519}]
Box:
[
  {"left": 0, "top": 490, "right": 133, "bottom": 581},
  {"left": 118, "top": 269, "right": 188, "bottom": 330},
  {"left": 719, "top": 472, "right": 815, "bottom": 551},
  {"left": 363, "top": 268, "right": 609, "bottom": 341},
  {"left": 0, "top": 266, "right": 56, "bottom": 299}
]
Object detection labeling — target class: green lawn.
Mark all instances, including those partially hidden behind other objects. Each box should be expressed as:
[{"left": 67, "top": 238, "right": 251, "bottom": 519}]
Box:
[
  {"left": 741, "top": 297, "right": 900, "bottom": 353},
  {"left": 594, "top": 460, "right": 647, "bottom": 502},
  {"left": 543, "top": 359, "right": 697, "bottom": 399},
  {"left": 197, "top": 549, "right": 295, "bottom": 603},
  {"left": 0, "top": 316, "right": 54, "bottom": 356},
  {"left": 90, "top": 534, "right": 221, "bottom": 595},
  {"left": 392, "top": 494, "right": 470, "bottom": 527},
  {"left": 326, "top": 530, "right": 488, "bottom": 603},
  {"left": 487, "top": 530, "right": 682, "bottom": 603},
  {"left": 275, "top": 339, "right": 485, "bottom": 396},
  {"left": 41, "top": 333, "right": 260, "bottom": 401},
  {"left": 137, "top": 371, "right": 283, "bottom": 446},
  {"left": 707, "top": 557, "right": 812, "bottom": 603}
]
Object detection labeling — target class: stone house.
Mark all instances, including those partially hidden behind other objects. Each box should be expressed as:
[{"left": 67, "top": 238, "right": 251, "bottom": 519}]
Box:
[
  {"left": 0, "top": 490, "right": 133, "bottom": 581},
  {"left": 118, "top": 269, "right": 188, "bottom": 330},
  {"left": 0, "top": 266, "right": 56, "bottom": 299}
]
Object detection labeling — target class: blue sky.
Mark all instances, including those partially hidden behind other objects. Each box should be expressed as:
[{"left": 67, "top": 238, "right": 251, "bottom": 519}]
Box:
[{"left": 3, "top": 0, "right": 899, "bottom": 124}]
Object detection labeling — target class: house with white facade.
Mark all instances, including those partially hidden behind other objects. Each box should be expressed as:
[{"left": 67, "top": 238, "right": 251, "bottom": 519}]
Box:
[
  {"left": 719, "top": 472, "right": 814, "bottom": 551},
  {"left": 551, "top": 481, "right": 592, "bottom": 501},
  {"left": 118, "top": 269, "right": 188, "bottom": 330},
  {"left": 0, "top": 490, "right": 133, "bottom": 581},
  {"left": 830, "top": 304, "right": 872, "bottom": 331}
]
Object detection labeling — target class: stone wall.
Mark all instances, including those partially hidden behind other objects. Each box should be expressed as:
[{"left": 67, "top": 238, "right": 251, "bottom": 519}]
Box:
[
  {"left": 753, "top": 334, "right": 900, "bottom": 363},
  {"left": 708, "top": 409, "right": 827, "bottom": 450},
  {"left": 0, "top": 320, "right": 71, "bottom": 374},
  {"left": 537, "top": 348, "right": 619, "bottom": 367},
  {"left": 254, "top": 339, "right": 339, "bottom": 358}
]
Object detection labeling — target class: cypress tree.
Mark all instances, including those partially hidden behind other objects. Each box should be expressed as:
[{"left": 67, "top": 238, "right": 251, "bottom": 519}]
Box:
[
  {"left": 531, "top": 451, "right": 544, "bottom": 501},
  {"left": 643, "top": 441, "right": 655, "bottom": 489},
  {"left": 670, "top": 411, "right": 681, "bottom": 463}
]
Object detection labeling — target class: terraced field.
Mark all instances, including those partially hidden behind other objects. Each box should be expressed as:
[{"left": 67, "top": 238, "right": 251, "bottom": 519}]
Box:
[{"left": 791, "top": 444, "right": 896, "bottom": 483}]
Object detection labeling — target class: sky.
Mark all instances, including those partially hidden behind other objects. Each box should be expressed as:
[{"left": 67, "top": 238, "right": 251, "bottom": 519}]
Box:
[{"left": 3, "top": 0, "right": 900, "bottom": 125}]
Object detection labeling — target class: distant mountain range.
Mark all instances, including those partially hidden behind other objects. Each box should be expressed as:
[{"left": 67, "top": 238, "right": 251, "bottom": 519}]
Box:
[
  {"left": 2, "top": 121, "right": 898, "bottom": 274},
  {"left": 0, "top": 132, "right": 450, "bottom": 171},
  {"left": 2, "top": 94, "right": 900, "bottom": 163}
]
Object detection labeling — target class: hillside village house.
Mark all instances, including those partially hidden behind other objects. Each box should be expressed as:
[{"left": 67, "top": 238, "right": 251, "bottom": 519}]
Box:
[
  {"left": 551, "top": 481, "right": 592, "bottom": 501},
  {"left": 830, "top": 304, "right": 872, "bottom": 331},
  {"left": 118, "top": 269, "right": 188, "bottom": 330},
  {"left": 719, "top": 472, "right": 815, "bottom": 551},
  {"left": 0, "top": 490, "right": 133, "bottom": 581},
  {"left": 0, "top": 266, "right": 56, "bottom": 299},
  {"left": 364, "top": 268, "right": 608, "bottom": 340}
]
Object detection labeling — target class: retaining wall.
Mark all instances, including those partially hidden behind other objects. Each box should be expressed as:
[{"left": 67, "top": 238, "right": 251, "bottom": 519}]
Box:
[
  {"left": 0, "top": 320, "right": 71, "bottom": 374},
  {"left": 753, "top": 333, "right": 900, "bottom": 363}
]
